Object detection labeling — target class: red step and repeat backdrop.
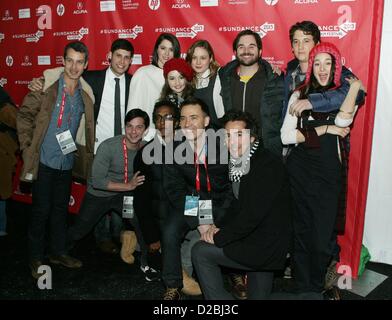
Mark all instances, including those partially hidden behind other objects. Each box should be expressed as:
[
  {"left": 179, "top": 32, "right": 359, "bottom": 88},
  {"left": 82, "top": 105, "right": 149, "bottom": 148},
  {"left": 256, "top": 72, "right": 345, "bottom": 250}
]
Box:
[{"left": 0, "top": 0, "right": 384, "bottom": 278}]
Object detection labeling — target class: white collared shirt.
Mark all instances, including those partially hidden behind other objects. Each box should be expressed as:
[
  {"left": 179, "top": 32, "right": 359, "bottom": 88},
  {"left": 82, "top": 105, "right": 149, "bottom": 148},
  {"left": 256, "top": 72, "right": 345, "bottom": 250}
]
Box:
[{"left": 95, "top": 68, "right": 126, "bottom": 153}]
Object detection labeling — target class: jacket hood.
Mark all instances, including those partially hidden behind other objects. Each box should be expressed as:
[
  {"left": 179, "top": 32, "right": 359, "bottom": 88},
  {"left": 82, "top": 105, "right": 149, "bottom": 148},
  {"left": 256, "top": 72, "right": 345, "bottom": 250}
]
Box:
[
  {"left": 43, "top": 67, "right": 95, "bottom": 104},
  {"left": 304, "top": 42, "right": 342, "bottom": 89}
]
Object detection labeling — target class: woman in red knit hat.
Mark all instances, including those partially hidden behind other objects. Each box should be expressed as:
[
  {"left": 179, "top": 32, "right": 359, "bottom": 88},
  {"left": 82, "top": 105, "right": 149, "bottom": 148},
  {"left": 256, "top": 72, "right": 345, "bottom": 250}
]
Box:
[
  {"left": 160, "top": 58, "right": 194, "bottom": 107},
  {"left": 281, "top": 42, "right": 365, "bottom": 298}
]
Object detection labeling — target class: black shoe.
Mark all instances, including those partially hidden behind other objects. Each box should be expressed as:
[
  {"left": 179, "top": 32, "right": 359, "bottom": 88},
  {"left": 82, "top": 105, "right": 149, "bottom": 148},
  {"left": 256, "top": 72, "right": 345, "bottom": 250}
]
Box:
[
  {"left": 140, "top": 265, "right": 160, "bottom": 282},
  {"left": 323, "top": 286, "right": 341, "bottom": 300},
  {"left": 163, "top": 288, "right": 181, "bottom": 300}
]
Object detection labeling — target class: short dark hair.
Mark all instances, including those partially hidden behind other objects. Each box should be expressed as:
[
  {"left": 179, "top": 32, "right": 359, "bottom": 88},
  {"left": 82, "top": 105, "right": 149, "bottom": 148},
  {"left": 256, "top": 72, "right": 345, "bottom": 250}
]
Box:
[
  {"left": 179, "top": 97, "right": 210, "bottom": 117},
  {"left": 111, "top": 39, "right": 134, "bottom": 56},
  {"left": 63, "top": 41, "right": 89, "bottom": 62},
  {"left": 233, "top": 29, "right": 262, "bottom": 52},
  {"left": 289, "top": 21, "right": 321, "bottom": 46},
  {"left": 124, "top": 108, "right": 150, "bottom": 128},
  {"left": 152, "top": 100, "right": 180, "bottom": 122},
  {"left": 221, "top": 110, "right": 259, "bottom": 139},
  {"left": 151, "top": 33, "right": 181, "bottom": 67}
]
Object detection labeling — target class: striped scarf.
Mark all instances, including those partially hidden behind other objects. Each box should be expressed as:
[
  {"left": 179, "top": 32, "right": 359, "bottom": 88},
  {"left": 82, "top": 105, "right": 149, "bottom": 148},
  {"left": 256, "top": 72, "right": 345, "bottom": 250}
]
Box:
[{"left": 229, "top": 140, "right": 259, "bottom": 182}]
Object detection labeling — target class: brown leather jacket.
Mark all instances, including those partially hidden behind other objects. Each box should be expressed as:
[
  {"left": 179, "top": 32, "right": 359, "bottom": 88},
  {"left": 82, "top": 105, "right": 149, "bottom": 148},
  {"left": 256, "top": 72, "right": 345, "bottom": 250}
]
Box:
[
  {"left": 0, "top": 102, "right": 18, "bottom": 198},
  {"left": 17, "top": 67, "right": 95, "bottom": 182}
]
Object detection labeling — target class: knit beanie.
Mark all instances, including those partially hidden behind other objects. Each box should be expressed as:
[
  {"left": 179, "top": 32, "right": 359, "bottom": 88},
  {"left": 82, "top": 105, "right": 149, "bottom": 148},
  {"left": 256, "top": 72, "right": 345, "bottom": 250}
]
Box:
[
  {"left": 305, "top": 42, "right": 342, "bottom": 89},
  {"left": 163, "top": 58, "right": 194, "bottom": 82}
]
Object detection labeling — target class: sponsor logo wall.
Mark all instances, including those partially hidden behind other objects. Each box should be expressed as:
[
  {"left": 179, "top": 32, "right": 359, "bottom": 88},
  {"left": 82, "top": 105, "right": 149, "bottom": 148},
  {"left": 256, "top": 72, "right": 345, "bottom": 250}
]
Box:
[{"left": 0, "top": 0, "right": 384, "bottom": 278}]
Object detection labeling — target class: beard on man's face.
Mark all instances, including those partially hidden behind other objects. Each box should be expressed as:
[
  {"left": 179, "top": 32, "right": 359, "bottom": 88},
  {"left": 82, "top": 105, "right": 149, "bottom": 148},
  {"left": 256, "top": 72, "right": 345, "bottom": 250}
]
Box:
[{"left": 236, "top": 52, "right": 259, "bottom": 66}]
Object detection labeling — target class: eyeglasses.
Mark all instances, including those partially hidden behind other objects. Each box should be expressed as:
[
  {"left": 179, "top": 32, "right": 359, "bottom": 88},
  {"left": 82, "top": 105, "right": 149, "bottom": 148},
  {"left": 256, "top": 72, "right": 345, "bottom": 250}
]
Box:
[{"left": 154, "top": 114, "right": 175, "bottom": 123}]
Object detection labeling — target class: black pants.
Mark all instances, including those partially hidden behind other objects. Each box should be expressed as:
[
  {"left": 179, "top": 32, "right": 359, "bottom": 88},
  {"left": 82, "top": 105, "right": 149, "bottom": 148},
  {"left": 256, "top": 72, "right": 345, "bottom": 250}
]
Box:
[
  {"left": 29, "top": 163, "right": 72, "bottom": 261},
  {"left": 160, "top": 213, "right": 192, "bottom": 288},
  {"left": 67, "top": 192, "right": 148, "bottom": 266},
  {"left": 192, "top": 241, "right": 274, "bottom": 300}
]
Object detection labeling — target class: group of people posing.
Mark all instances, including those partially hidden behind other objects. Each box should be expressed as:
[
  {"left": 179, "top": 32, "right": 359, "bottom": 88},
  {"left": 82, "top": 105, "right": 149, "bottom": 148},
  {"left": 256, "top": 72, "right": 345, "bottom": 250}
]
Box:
[{"left": 12, "top": 20, "right": 365, "bottom": 300}]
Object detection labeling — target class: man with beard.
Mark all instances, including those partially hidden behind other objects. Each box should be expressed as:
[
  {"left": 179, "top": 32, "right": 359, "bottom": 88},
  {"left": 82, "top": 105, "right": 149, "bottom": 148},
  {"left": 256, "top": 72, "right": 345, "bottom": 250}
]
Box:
[{"left": 219, "top": 29, "right": 284, "bottom": 158}]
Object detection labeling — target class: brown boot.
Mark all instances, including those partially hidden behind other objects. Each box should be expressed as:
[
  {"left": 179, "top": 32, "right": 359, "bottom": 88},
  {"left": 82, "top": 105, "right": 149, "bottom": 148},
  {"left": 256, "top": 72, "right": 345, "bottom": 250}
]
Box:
[
  {"left": 163, "top": 288, "right": 181, "bottom": 300},
  {"left": 228, "top": 273, "right": 247, "bottom": 300},
  {"left": 120, "top": 231, "right": 137, "bottom": 264},
  {"left": 30, "top": 260, "right": 44, "bottom": 279},
  {"left": 181, "top": 269, "right": 202, "bottom": 296}
]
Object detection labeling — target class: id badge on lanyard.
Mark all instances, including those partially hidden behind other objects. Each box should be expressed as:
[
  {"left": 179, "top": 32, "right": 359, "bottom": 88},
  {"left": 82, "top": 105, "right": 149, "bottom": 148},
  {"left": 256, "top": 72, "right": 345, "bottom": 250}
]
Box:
[
  {"left": 184, "top": 195, "right": 199, "bottom": 216},
  {"left": 56, "top": 130, "right": 77, "bottom": 155},
  {"left": 198, "top": 199, "right": 213, "bottom": 225},
  {"left": 123, "top": 196, "right": 134, "bottom": 219},
  {"left": 122, "top": 138, "right": 134, "bottom": 218},
  {"left": 194, "top": 147, "right": 214, "bottom": 224},
  {"left": 56, "top": 90, "right": 77, "bottom": 155}
]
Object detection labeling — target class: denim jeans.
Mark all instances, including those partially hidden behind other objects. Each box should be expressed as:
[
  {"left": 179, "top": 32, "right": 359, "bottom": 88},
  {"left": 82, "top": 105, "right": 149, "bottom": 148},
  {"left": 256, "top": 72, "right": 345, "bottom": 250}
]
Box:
[
  {"left": 192, "top": 241, "right": 274, "bottom": 300},
  {"left": 161, "top": 213, "right": 192, "bottom": 288},
  {"left": 29, "top": 163, "right": 72, "bottom": 260},
  {"left": 67, "top": 192, "right": 148, "bottom": 267},
  {"left": 94, "top": 212, "right": 123, "bottom": 243}
]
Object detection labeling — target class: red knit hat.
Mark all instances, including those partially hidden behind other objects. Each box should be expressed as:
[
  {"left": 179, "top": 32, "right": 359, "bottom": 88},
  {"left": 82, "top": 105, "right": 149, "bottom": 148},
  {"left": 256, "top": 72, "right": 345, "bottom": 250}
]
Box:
[
  {"left": 305, "top": 42, "right": 342, "bottom": 89},
  {"left": 163, "top": 58, "right": 194, "bottom": 82}
]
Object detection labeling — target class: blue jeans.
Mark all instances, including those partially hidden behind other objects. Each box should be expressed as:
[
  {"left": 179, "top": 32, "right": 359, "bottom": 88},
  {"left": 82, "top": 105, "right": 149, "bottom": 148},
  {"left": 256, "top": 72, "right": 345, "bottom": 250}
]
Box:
[
  {"left": 29, "top": 163, "right": 72, "bottom": 260},
  {"left": 94, "top": 212, "right": 123, "bottom": 243}
]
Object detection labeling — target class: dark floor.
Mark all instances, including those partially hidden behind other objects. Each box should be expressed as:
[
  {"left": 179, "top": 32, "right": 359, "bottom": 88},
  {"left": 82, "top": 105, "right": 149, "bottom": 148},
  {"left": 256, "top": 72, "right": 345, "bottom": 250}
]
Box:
[{"left": 1, "top": 200, "right": 391, "bottom": 300}]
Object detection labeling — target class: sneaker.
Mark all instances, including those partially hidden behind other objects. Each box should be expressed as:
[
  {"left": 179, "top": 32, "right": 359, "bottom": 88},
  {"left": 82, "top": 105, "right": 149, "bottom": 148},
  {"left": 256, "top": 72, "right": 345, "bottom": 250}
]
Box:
[
  {"left": 163, "top": 288, "right": 181, "bottom": 300},
  {"left": 120, "top": 231, "right": 137, "bottom": 264},
  {"left": 182, "top": 269, "right": 202, "bottom": 296},
  {"left": 228, "top": 274, "right": 247, "bottom": 300},
  {"left": 324, "top": 260, "right": 339, "bottom": 290},
  {"left": 140, "top": 265, "right": 160, "bottom": 282},
  {"left": 49, "top": 254, "right": 82, "bottom": 268}
]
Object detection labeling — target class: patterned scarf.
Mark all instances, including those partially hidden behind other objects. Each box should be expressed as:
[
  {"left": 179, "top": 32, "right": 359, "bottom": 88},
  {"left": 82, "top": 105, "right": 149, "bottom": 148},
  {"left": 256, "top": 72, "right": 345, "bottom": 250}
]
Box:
[{"left": 229, "top": 140, "right": 259, "bottom": 182}]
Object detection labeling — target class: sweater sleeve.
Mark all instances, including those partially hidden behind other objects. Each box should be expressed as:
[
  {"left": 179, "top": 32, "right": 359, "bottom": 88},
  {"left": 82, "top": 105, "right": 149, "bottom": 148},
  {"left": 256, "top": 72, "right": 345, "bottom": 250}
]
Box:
[
  {"left": 281, "top": 92, "right": 300, "bottom": 145},
  {"left": 309, "top": 67, "right": 365, "bottom": 112},
  {"left": 90, "top": 141, "right": 112, "bottom": 191}
]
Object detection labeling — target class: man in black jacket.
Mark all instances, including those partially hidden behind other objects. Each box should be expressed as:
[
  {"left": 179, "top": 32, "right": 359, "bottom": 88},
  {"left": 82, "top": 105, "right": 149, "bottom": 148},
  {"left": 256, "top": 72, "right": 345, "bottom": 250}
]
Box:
[
  {"left": 192, "top": 110, "right": 291, "bottom": 300},
  {"left": 134, "top": 100, "right": 202, "bottom": 295},
  {"left": 219, "top": 29, "right": 284, "bottom": 158},
  {"left": 161, "top": 97, "right": 233, "bottom": 300}
]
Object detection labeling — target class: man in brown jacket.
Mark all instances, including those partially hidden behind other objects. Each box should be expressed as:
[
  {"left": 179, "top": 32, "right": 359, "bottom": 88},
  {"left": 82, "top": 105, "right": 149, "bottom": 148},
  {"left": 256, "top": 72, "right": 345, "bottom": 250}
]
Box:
[
  {"left": 0, "top": 87, "right": 18, "bottom": 236},
  {"left": 17, "top": 41, "right": 95, "bottom": 279}
]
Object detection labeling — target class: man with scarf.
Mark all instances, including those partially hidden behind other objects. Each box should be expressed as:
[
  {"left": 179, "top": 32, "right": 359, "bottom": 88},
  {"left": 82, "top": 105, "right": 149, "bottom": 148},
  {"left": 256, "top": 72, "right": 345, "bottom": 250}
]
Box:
[{"left": 191, "top": 110, "right": 292, "bottom": 300}]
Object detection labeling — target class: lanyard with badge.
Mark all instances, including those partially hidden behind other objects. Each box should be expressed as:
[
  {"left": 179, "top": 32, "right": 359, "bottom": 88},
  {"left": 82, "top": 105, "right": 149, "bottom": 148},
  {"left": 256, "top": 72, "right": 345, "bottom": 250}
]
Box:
[
  {"left": 122, "top": 138, "right": 134, "bottom": 219},
  {"left": 55, "top": 89, "right": 77, "bottom": 155},
  {"left": 184, "top": 144, "right": 213, "bottom": 225}
]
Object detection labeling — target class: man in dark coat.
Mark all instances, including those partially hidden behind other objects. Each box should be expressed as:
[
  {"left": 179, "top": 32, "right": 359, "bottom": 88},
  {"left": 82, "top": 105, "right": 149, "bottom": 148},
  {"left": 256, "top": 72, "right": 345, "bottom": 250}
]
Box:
[
  {"left": 219, "top": 29, "right": 284, "bottom": 158},
  {"left": 192, "top": 110, "right": 292, "bottom": 300},
  {"left": 161, "top": 97, "right": 233, "bottom": 300}
]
